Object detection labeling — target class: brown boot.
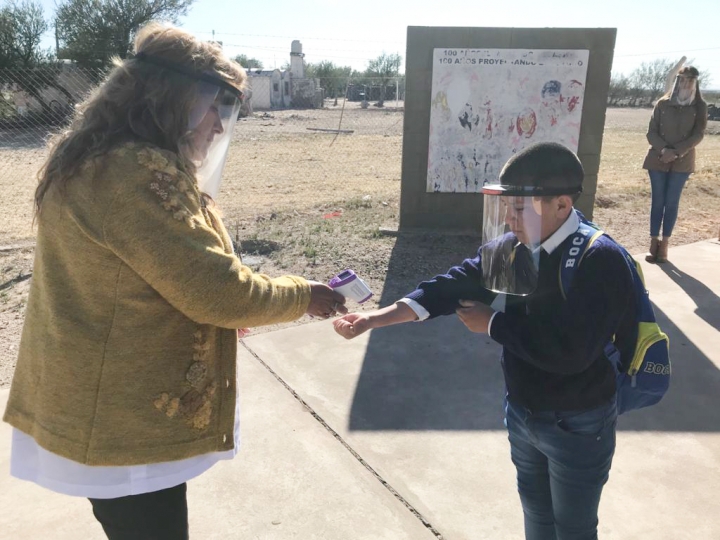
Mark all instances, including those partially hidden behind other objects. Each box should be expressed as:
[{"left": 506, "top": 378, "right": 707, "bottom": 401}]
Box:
[
  {"left": 645, "top": 237, "right": 660, "bottom": 263},
  {"left": 656, "top": 238, "right": 669, "bottom": 264}
]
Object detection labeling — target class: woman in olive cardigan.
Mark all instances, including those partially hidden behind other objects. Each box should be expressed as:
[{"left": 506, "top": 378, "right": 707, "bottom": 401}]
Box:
[
  {"left": 642, "top": 66, "right": 708, "bottom": 263},
  {"left": 3, "top": 23, "right": 345, "bottom": 539}
]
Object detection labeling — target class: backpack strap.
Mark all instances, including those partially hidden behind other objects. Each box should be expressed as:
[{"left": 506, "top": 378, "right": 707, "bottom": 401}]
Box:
[
  {"left": 558, "top": 213, "right": 623, "bottom": 372},
  {"left": 558, "top": 220, "right": 604, "bottom": 300}
]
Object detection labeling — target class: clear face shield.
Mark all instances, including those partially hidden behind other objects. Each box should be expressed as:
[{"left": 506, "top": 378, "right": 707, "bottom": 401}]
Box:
[
  {"left": 480, "top": 185, "right": 545, "bottom": 296},
  {"left": 133, "top": 52, "right": 244, "bottom": 198},
  {"left": 670, "top": 75, "right": 697, "bottom": 106},
  {"left": 182, "top": 81, "right": 243, "bottom": 198}
]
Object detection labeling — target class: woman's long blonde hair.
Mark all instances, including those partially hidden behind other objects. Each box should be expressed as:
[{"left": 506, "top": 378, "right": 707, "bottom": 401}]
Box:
[{"left": 35, "top": 23, "right": 246, "bottom": 213}]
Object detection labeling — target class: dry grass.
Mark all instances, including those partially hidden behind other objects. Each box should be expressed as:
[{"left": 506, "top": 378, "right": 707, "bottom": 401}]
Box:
[{"left": 1, "top": 106, "right": 719, "bottom": 387}]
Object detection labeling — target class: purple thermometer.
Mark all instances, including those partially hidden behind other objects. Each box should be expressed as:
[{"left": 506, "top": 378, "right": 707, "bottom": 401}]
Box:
[{"left": 328, "top": 269, "right": 373, "bottom": 303}]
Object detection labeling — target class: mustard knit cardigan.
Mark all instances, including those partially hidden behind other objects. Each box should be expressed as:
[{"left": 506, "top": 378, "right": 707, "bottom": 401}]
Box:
[{"left": 3, "top": 143, "right": 311, "bottom": 466}]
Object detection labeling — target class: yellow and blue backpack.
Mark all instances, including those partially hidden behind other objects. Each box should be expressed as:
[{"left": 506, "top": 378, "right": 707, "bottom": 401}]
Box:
[{"left": 560, "top": 213, "right": 671, "bottom": 414}]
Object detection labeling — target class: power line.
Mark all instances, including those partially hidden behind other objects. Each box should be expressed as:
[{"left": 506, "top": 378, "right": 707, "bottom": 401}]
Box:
[
  {"left": 220, "top": 43, "right": 398, "bottom": 63},
  {"left": 190, "top": 30, "right": 404, "bottom": 45},
  {"left": 616, "top": 46, "right": 720, "bottom": 58}
]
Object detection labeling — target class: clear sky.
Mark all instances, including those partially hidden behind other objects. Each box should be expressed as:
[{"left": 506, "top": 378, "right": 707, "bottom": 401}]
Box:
[{"left": 35, "top": 0, "right": 720, "bottom": 88}]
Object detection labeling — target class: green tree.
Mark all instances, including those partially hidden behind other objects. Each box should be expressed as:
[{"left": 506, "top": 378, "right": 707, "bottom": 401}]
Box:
[
  {"left": 365, "top": 52, "right": 401, "bottom": 107},
  {"left": 55, "top": 0, "right": 194, "bottom": 68},
  {"left": 0, "top": 0, "right": 50, "bottom": 68},
  {"left": 0, "top": 1, "right": 72, "bottom": 121},
  {"left": 233, "top": 54, "right": 263, "bottom": 69},
  {"left": 305, "top": 60, "right": 351, "bottom": 98}
]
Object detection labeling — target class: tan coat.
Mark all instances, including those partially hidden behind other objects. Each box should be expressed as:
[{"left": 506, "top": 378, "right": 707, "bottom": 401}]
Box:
[
  {"left": 643, "top": 97, "right": 708, "bottom": 173},
  {"left": 3, "top": 143, "right": 311, "bottom": 466}
]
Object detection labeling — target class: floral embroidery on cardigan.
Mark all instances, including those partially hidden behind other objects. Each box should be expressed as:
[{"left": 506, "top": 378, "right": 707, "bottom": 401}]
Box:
[
  {"left": 153, "top": 327, "right": 217, "bottom": 429},
  {"left": 149, "top": 171, "right": 198, "bottom": 229},
  {"left": 190, "top": 383, "right": 217, "bottom": 430},
  {"left": 191, "top": 399, "right": 213, "bottom": 430},
  {"left": 166, "top": 397, "right": 180, "bottom": 418},
  {"left": 153, "top": 393, "right": 180, "bottom": 418},
  {"left": 153, "top": 393, "right": 169, "bottom": 410},
  {"left": 137, "top": 147, "right": 180, "bottom": 177},
  {"left": 177, "top": 382, "right": 217, "bottom": 429},
  {"left": 179, "top": 389, "right": 204, "bottom": 415},
  {"left": 186, "top": 362, "right": 207, "bottom": 388},
  {"left": 140, "top": 147, "right": 200, "bottom": 229},
  {"left": 187, "top": 328, "right": 210, "bottom": 388}
]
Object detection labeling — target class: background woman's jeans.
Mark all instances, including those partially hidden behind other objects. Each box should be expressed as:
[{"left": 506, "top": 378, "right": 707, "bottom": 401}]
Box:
[
  {"left": 648, "top": 170, "right": 690, "bottom": 238},
  {"left": 505, "top": 398, "right": 617, "bottom": 540}
]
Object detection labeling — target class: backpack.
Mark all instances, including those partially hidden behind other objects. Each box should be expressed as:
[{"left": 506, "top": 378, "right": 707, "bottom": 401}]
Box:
[{"left": 559, "top": 213, "right": 671, "bottom": 414}]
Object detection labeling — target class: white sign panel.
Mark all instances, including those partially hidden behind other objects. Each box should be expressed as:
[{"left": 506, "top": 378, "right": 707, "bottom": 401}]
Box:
[{"left": 427, "top": 48, "right": 589, "bottom": 193}]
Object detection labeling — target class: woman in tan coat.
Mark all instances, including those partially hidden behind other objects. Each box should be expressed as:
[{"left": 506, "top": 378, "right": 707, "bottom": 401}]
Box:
[
  {"left": 3, "top": 24, "right": 345, "bottom": 539},
  {"left": 642, "top": 66, "right": 708, "bottom": 263}
]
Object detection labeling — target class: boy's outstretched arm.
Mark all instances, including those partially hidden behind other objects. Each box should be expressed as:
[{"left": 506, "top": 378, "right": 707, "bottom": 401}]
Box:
[{"left": 333, "top": 302, "right": 418, "bottom": 340}]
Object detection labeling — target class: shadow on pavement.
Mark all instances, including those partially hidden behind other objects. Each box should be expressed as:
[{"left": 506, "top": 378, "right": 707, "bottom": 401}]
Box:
[{"left": 349, "top": 235, "right": 720, "bottom": 432}]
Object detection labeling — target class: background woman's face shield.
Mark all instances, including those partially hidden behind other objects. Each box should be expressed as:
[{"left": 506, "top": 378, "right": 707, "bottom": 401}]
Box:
[
  {"left": 183, "top": 83, "right": 242, "bottom": 198},
  {"left": 670, "top": 75, "right": 697, "bottom": 106},
  {"left": 481, "top": 186, "right": 543, "bottom": 296}
]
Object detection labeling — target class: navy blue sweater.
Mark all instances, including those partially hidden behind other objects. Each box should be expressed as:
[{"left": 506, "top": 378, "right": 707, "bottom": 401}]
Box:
[{"left": 405, "top": 234, "right": 637, "bottom": 412}]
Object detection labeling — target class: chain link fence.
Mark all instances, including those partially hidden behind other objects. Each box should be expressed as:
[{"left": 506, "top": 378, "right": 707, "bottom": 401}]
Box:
[{"left": 1, "top": 68, "right": 404, "bottom": 245}]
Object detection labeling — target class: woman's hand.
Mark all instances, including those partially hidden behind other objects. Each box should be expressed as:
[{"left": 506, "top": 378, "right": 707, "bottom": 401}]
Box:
[
  {"left": 306, "top": 281, "right": 348, "bottom": 319},
  {"left": 660, "top": 147, "right": 678, "bottom": 163},
  {"left": 333, "top": 313, "right": 373, "bottom": 339}
]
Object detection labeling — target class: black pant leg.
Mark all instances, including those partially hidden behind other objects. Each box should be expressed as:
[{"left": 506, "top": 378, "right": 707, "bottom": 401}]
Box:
[{"left": 88, "top": 483, "right": 189, "bottom": 540}]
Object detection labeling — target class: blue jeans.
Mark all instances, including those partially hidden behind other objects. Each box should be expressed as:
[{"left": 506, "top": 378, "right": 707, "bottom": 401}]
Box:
[
  {"left": 648, "top": 170, "right": 690, "bottom": 238},
  {"left": 505, "top": 398, "right": 617, "bottom": 540}
]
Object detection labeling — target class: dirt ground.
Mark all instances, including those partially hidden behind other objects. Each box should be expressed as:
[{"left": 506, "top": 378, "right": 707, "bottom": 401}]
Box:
[{"left": 1, "top": 106, "right": 719, "bottom": 387}]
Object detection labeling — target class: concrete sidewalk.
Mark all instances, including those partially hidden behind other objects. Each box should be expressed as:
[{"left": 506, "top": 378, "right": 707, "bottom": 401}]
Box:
[{"left": 2, "top": 240, "right": 720, "bottom": 539}]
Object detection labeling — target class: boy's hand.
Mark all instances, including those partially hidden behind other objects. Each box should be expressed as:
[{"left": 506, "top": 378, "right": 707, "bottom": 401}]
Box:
[
  {"left": 456, "top": 300, "right": 495, "bottom": 333},
  {"left": 333, "top": 313, "right": 372, "bottom": 340}
]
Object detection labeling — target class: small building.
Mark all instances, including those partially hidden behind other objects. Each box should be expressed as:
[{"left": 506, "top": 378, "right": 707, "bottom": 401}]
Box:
[
  {"left": 245, "top": 68, "right": 291, "bottom": 109},
  {"left": 245, "top": 41, "right": 324, "bottom": 110}
]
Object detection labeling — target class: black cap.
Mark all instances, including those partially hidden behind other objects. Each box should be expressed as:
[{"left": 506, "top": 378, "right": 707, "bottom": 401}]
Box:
[{"left": 496, "top": 142, "right": 584, "bottom": 196}]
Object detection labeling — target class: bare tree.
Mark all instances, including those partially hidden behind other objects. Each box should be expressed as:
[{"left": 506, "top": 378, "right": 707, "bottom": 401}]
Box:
[
  {"left": 630, "top": 59, "right": 676, "bottom": 104},
  {"left": 607, "top": 73, "right": 631, "bottom": 106}
]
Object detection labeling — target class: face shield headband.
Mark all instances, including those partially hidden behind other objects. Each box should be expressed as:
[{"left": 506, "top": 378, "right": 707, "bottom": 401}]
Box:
[
  {"left": 134, "top": 52, "right": 244, "bottom": 101},
  {"left": 135, "top": 52, "right": 244, "bottom": 198}
]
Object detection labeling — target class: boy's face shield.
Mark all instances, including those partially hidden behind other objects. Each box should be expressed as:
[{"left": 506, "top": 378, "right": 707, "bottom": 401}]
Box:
[
  {"left": 181, "top": 81, "right": 243, "bottom": 198},
  {"left": 480, "top": 185, "right": 544, "bottom": 296}
]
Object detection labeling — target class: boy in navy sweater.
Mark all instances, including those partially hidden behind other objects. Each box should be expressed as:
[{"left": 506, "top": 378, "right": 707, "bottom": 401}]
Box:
[{"left": 334, "top": 142, "right": 636, "bottom": 540}]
